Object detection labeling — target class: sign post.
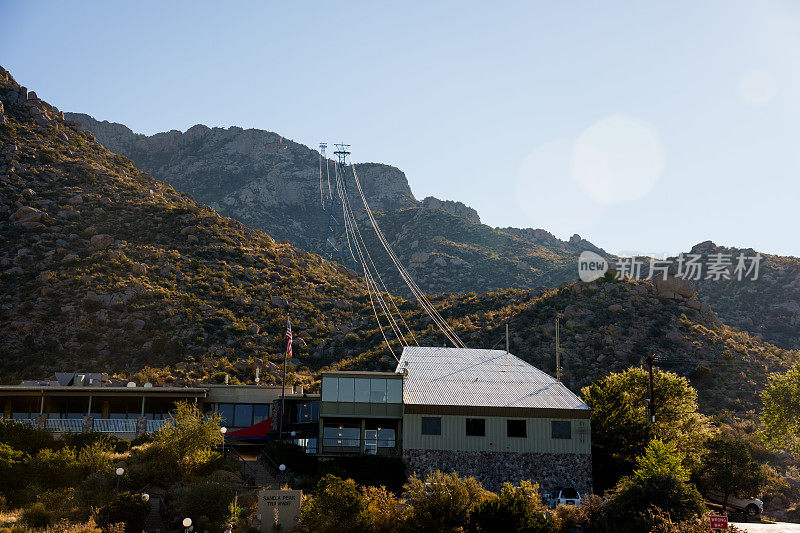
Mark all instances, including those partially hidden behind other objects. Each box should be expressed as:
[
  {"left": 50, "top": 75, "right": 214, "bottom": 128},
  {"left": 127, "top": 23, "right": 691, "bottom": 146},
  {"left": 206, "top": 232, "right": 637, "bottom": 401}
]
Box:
[
  {"left": 258, "top": 489, "right": 302, "bottom": 532},
  {"left": 709, "top": 515, "right": 728, "bottom": 531}
]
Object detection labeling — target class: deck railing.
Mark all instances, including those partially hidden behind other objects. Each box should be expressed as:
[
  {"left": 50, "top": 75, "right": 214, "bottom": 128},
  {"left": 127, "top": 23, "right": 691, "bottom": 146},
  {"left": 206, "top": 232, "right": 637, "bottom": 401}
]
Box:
[
  {"left": 46, "top": 419, "right": 84, "bottom": 432},
  {"left": 93, "top": 419, "right": 138, "bottom": 433}
]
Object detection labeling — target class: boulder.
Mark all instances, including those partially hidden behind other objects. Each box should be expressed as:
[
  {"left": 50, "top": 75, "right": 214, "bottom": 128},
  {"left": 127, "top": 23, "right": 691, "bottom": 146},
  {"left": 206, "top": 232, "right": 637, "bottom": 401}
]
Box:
[
  {"left": 654, "top": 275, "right": 697, "bottom": 300},
  {"left": 410, "top": 252, "right": 430, "bottom": 264},
  {"left": 271, "top": 296, "right": 289, "bottom": 308},
  {"left": 90, "top": 234, "right": 114, "bottom": 249}
]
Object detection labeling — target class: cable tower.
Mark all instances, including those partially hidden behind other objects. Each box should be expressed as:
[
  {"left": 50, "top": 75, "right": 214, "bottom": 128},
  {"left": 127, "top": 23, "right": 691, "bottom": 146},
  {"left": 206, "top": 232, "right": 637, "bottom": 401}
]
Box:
[{"left": 321, "top": 143, "right": 354, "bottom": 264}]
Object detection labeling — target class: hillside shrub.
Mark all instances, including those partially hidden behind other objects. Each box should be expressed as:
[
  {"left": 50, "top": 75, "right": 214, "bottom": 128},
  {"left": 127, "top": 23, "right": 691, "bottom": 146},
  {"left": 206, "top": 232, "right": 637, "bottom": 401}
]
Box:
[
  {"left": 28, "top": 447, "right": 84, "bottom": 489},
  {"left": 403, "top": 471, "right": 489, "bottom": 533},
  {"left": 172, "top": 476, "right": 236, "bottom": 530},
  {"left": 94, "top": 492, "right": 150, "bottom": 533},
  {"left": 362, "top": 485, "right": 408, "bottom": 533},
  {"left": 0, "top": 420, "right": 55, "bottom": 453},
  {"left": 21, "top": 502, "right": 55, "bottom": 528},
  {"left": 0, "top": 443, "right": 29, "bottom": 494},
  {"left": 301, "top": 474, "right": 371, "bottom": 533},
  {"left": 470, "top": 480, "right": 555, "bottom": 532}
]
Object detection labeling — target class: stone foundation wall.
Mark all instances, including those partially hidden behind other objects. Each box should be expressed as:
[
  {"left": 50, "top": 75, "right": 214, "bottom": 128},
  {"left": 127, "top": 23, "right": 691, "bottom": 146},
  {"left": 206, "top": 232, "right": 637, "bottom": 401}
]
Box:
[{"left": 403, "top": 449, "right": 592, "bottom": 494}]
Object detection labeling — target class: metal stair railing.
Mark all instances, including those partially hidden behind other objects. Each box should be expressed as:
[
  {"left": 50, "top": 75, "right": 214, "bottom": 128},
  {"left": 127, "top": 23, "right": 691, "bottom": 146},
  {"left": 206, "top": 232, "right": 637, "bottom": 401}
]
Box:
[{"left": 226, "top": 447, "right": 258, "bottom": 487}]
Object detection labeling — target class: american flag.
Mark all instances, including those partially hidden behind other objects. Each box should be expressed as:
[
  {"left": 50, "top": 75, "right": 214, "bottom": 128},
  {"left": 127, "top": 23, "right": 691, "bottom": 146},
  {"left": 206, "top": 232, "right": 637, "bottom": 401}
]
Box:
[{"left": 285, "top": 317, "right": 292, "bottom": 359}]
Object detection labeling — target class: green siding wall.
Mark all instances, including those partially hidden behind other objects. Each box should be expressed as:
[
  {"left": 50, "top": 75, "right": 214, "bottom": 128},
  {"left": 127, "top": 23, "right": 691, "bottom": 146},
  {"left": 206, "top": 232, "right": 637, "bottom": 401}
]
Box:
[{"left": 403, "top": 414, "right": 591, "bottom": 454}]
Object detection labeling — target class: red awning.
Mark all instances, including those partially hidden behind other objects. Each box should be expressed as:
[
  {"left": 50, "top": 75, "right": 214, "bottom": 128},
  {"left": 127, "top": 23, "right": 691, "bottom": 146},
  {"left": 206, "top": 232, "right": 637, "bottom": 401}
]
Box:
[{"left": 226, "top": 419, "right": 271, "bottom": 438}]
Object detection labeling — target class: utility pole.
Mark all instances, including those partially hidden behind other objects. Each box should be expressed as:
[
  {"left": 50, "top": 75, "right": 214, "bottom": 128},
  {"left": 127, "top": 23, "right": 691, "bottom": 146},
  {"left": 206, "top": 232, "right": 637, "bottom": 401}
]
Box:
[
  {"left": 555, "top": 315, "right": 561, "bottom": 383},
  {"left": 505, "top": 324, "right": 510, "bottom": 354},
  {"left": 647, "top": 354, "right": 655, "bottom": 425}
]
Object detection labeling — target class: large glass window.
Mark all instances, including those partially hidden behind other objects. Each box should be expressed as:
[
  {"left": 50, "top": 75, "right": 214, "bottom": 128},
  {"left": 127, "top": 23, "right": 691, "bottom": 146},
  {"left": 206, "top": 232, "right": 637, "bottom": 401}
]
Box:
[
  {"left": 551, "top": 421, "right": 572, "bottom": 439},
  {"left": 507, "top": 419, "right": 527, "bottom": 438},
  {"left": 323, "top": 376, "right": 402, "bottom": 403},
  {"left": 253, "top": 404, "right": 270, "bottom": 424},
  {"left": 321, "top": 376, "right": 338, "bottom": 401},
  {"left": 323, "top": 425, "right": 360, "bottom": 447},
  {"left": 296, "top": 402, "right": 319, "bottom": 423},
  {"left": 387, "top": 379, "right": 402, "bottom": 403},
  {"left": 466, "top": 418, "right": 485, "bottom": 437},
  {"left": 338, "top": 378, "right": 355, "bottom": 402},
  {"left": 421, "top": 417, "right": 442, "bottom": 435},
  {"left": 234, "top": 404, "right": 253, "bottom": 427},
  {"left": 370, "top": 379, "right": 387, "bottom": 402},
  {"left": 218, "top": 404, "right": 234, "bottom": 427},
  {"left": 355, "top": 378, "right": 371, "bottom": 403}
]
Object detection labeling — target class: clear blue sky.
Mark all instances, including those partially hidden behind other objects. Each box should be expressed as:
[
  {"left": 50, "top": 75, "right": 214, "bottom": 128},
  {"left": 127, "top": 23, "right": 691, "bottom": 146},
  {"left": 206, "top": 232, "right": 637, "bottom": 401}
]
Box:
[{"left": 2, "top": 1, "right": 798, "bottom": 257}]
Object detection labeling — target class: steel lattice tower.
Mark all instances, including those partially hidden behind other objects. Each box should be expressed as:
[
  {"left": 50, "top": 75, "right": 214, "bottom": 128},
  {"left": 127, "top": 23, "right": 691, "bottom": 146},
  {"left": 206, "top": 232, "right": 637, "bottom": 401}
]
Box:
[{"left": 321, "top": 142, "right": 353, "bottom": 264}]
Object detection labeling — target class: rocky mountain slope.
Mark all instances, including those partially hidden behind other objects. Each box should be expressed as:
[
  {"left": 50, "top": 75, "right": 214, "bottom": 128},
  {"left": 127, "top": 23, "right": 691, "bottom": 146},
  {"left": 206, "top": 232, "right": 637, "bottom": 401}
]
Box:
[
  {"left": 64, "top": 113, "right": 600, "bottom": 289},
  {"left": 67, "top": 113, "right": 800, "bottom": 351},
  {"left": 1, "top": 69, "right": 796, "bottom": 418}
]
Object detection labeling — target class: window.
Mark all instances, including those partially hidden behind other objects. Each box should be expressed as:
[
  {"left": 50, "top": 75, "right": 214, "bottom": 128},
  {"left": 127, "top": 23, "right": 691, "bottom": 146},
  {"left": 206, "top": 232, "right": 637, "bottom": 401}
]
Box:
[
  {"left": 323, "top": 425, "right": 360, "bottom": 447},
  {"left": 295, "top": 402, "right": 319, "bottom": 423},
  {"left": 355, "top": 378, "right": 371, "bottom": 402},
  {"left": 338, "top": 378, "right": 355, "bottom": 402},
  {"left": 234, "top": 404, "right": 253, "bottom": 427},
  {"left": 386, "top": 379, "right": 402, "bottom": 403},
  {"left": 507, "top": 419, "right": 527, "bottom": 438},
  {"left": 421, "top": 417, "right": 442, "bottom": 435},
  {"left": 321, "top": 376, "right": 338, "bottom": 401},
  {"left": 218, "top": 404, "right": 234, "bottom": 427},
  {"left": 253, "top": 404, "right": 270, "bottom": 424},
  {"left": 551, "top": 420, "right": 572, "bottom": 439},
  {"left": 370, "top": 379, "right": 387, "bottom": 402},
  {"left": 465, "top": 418, "right": 485, "bottom": 437}
]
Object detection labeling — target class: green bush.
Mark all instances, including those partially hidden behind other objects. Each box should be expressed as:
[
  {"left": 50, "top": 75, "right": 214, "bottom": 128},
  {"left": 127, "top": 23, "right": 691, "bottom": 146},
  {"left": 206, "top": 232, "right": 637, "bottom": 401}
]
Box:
[
  {"left": 94, "top": 491, "right": 150, "bottom": 533},
  {"left": 470, "top": 480, "right": 555, "bottom": 532},
  {"left": 607, "top": 440, "right": 706, "bottom": 532},
  {"left": 362, "top": 485, "right": 408, "bottom": 533},
  {"left": 21, "top": 502, "right": 55, "bottom": 528},
  {"left": 301, "top": 475, "right": 371, "bottom": 533},
  {"left": 172, "top": 476, "right": 236, "bottom": 530},
  {"left": 0, "top": 443, "right": 29, "bottom": 494},
  {"left": 403, "top": 471, "right": 490, "bottom": 533},
  {"left": 0, "top": 420, "right": 55, "bottom": 454},
  {"left": 131, "top": 401, "right": 223, "bottom": 483},
  {"left": 28, "top": 447, "right": 85, "bottom": 489},
  {"left": 61, "top": 433, "right": 130, "bottom": 454}
]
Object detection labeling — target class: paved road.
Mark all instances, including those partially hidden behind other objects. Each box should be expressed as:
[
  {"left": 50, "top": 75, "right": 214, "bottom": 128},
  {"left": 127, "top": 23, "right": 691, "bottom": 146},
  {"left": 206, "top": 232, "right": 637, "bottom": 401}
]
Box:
[{"left": 732, "top": 523, "right": 800, "bottom": 532}]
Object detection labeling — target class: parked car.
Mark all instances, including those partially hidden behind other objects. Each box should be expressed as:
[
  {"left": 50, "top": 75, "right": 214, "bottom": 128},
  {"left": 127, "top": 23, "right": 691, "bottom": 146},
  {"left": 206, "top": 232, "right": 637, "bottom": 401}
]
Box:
[
  {"left": 707, "top": 491, "right": 763, "bottom": 518},
  {"left": 549, "top": 488, "right": 582, "bottom": 508}
]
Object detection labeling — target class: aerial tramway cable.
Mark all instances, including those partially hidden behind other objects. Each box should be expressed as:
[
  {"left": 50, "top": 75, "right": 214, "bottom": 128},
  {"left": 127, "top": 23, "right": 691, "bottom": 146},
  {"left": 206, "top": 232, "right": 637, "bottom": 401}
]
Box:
[
  {"left": 323, "top": 144, "right": 465, "bottom": 352},
  {"left": 333, "top": 160, "right": 418, "bottom": 349},
  {"left": 342, "top": 161, "right": 466, "bottom": 349}
]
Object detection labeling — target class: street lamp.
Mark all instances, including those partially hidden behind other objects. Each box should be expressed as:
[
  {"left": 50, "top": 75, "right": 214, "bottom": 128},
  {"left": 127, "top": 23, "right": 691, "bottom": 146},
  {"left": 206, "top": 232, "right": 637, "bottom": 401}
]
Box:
[
  {"left": 279, "top": 464, "right": 286, "bottom": 472},
  {"left": 115, "top": 467, "right": 124, "bottom": 492},
  {"left": 182, "top": 517, "right": 192, "bottom": 533},
  {"left": 220, "top": 427, "right": 227, "bottom": 456},
  {"left": 141, "top": 493, "right": 149, "bottom": 503}
]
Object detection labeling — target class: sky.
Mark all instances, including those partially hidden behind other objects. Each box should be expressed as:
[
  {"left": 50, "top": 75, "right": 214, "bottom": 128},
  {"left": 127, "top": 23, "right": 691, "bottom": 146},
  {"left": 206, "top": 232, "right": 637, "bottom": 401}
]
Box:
[{"left": 2, "top": 1, "right": 799, "bottom": 257}]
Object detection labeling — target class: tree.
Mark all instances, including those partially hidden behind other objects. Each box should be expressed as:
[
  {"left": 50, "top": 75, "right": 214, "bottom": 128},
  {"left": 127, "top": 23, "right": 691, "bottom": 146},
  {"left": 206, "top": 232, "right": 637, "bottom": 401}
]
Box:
[
  {"left": 697, "top": 435, "right": 767, "bottom": 513},
  {"left": 581, "top": 367, "right": 712, "bottom": 491},
  {"left": 607, "top": 440, "right": 706, "bottom": 532},
  {"left": 301, "top": 474, "right": 372, "bottom": 533},
  {"left": 761, "top": 361, "right": 800, "bottom": 455},
  {"left": 403, "top": 471, "right": 490, "bottom": 533}
]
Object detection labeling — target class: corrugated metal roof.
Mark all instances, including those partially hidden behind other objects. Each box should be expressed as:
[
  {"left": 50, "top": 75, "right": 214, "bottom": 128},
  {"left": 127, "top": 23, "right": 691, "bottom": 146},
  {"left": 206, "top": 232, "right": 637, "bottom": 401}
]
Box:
[{"left": 396, "top": 347, "right": 589, "bottom": 411}]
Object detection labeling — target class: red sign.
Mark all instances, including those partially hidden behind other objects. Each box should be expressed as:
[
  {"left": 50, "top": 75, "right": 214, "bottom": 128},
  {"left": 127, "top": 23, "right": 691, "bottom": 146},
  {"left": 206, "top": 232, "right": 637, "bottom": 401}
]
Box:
[{"left": 709, "top": 515, "right": 728, "bottom": 530}]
